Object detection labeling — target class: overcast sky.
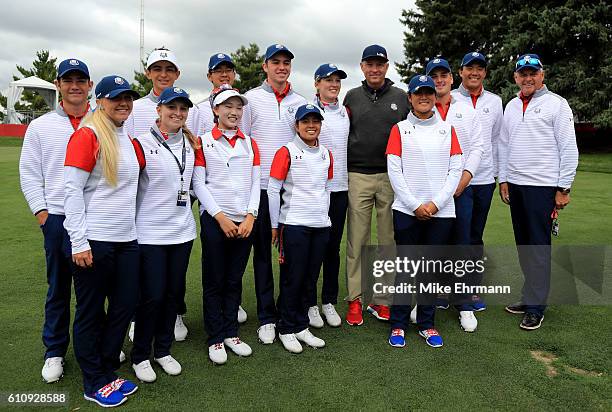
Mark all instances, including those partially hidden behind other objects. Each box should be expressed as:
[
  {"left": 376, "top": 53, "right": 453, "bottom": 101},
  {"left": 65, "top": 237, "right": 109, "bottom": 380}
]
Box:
[{"left": 1, "top": 0, "right": 416, "bottom": 104}]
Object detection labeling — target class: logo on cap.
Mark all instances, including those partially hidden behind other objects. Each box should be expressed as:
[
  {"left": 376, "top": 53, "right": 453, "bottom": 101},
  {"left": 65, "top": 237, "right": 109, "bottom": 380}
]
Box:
[
  {"left": 433, "top": 58, "right": 441, "bottom": 63},
  {"left": 69, "top": 59, "right": 79, "bottom": 66},
  {"left": 275, "top": 44, "right": 283, "bottom": 49},
  {"left": 472, "top": 52, "right": 479, "bottom": 57},
  {"left": 329, "top": 64, "right": 337, "bottom": 68},
  {"left": 306, "top": 104, "right": 314, "bottom": 109},
  {"left": 218, "top": 54, "right": 225, "bottom": 58},
  {"left": 114, "top": 77, "right": 124, "bottom": 85},
  {"left": 174, "top": 87, "right": 183, "bottom": 93},
  {"left": 160, "top": 52, "right": 168, "bottom": 58},
  {"left": 524, "top": 55, "right": 531, "bottom": 63},
  {"left": 419, "top": 75, "right": 427, "bottom": 82},
  {"left": 377, "top": 53, "right": 385, "bottom": 57}
]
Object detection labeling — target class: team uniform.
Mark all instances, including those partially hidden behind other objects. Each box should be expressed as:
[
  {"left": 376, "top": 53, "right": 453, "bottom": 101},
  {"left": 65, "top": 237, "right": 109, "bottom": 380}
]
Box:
[
  {"left": 241, "top": 81, "right": 307, "bottom": 326},
  {"left": 268, "top": 136, "right": 333, "bottom": 337},
  {"left": 386, "top": 112, "right": 462, "bottom": 346},
  {"left": 452, "top": 83, "right": 503, "bottom": 307},
  {"left": 19, "top": 103, "right": 90, "bottom": 364},
  {"left": 312, "top": 95, "right": 349, "bottom": 310},
  {"left": 433, "top": 96, "right": 483, "bottom": 310},
  {"left": 498, "top": 85, "right": 578, "bottom": 317},
  {"left": 63, "top": 123, "right": 142, "bottom": 397},
  {"left": 196, "top": 98, "right": 215, "bottom": 136},
  {"left": 130, "top": 123, "right": 203, "bottom": 370},
  {"left": 195, "top": 125, "right": 261, "bottom": 352}
]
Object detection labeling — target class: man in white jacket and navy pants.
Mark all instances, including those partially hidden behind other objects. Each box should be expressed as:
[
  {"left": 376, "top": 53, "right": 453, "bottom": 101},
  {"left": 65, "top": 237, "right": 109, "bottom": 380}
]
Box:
[{"left": 498, "top": 54, "right": 578, "bottom": 330}]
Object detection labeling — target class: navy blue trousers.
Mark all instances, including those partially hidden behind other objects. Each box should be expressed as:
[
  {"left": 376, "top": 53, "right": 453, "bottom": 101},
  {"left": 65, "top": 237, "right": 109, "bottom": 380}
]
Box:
[
  {"left": 251, "top": 190, "right": 278, "bottom": 325},
  {"left": 72, "top": 240, "right": 139, "bottom": 394},
  {"left": 40, "top": 214, "right": 73, "bottom": 359},
  {"left": 309, "top": 190, "right": 348, "bottom": 306},
  {"left": 278, "top": 224, "right": 330, "bottom": 334},
  {"left": 201, "top": 212, "right": 253, "bottom": 345},
  {"left": 390, "top": 211, "right": 454, "bottom": 331},
  {"left": 508, "top": 184, "right": 555, "bottom": 316},
  {"left": 131, "top": 241, "right": 193, "bottom": 364}
]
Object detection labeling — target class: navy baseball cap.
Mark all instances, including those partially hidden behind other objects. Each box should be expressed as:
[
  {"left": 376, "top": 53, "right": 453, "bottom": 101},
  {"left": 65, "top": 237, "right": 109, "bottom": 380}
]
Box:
[
  {"left": 361, "top": 44, "right": 388, "bottom": 62},
  {"left": 57, "top": 58, "right": 90, "bottom": 79},
  {"left": 208, "top": 53, "right": 235, "bottom": 71},
  {"left": 95, "top": 75, "right": 140, "bottom": 99},
  {"left": 265, "top": 44, "right": 294, "bottom": 61},
  {"left": 158, "top": 87, "right": 193, "bottom": 107},
  {"left": 408, "top": 75, "right": 435, "bottom": 94},
  {"left": 461, "top": 52, "right": 487, "bottom": 67},
  {"left": 314, "top": 64, "right": 347, "bottom": 81},
  {"left": 295, "top": 104, "right": 324, "bottom": 121},
  {"left": 515, "top": 54, "right": 543, "bottom": 72},
  {"left": 426, "top": 57, "right": 451, "bottom": 75}
]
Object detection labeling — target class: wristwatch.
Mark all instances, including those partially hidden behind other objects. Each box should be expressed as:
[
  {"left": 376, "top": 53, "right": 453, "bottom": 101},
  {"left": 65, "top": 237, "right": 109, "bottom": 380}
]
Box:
[
  {"left": 248, "top": 208, "right": 258, "bottom": 218},
  {"left": 556, "top": 187, "right": 571, "bottom": 194}
]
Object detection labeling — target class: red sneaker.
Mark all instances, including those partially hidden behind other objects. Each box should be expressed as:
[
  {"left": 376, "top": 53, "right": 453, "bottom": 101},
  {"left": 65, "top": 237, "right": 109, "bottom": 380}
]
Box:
[
  {"left": 367, "top": 304, "right": 390, "bottom": 321},
  {"left": 346, "top": 299, "right": 363, "bottom": 326}
]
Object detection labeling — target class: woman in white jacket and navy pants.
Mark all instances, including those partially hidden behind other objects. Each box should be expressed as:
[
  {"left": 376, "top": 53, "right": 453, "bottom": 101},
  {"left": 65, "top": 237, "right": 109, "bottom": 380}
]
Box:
[
  {"left": 64, "top": 75, "right": 142, "bottom": 408},
  {"left": 130, "top": 87, "right": 203, "bottom": 382},
  {"left": 385, "top": 75, "right": 462, "bottom": 350}
]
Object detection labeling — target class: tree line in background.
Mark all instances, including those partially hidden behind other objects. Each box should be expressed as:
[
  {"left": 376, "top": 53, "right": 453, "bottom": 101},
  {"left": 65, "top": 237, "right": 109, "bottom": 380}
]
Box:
[
  {"left": 397, "top": 0, "right": 611, "bottom": 127},
  {"left": 2, "top": 1, "right": 610, "bottom": 127}
]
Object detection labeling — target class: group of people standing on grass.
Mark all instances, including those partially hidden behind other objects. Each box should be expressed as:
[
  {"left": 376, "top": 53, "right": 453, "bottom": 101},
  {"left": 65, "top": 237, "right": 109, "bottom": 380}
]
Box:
[{"left": 19, "top": 41, "right": 578, "bottom": 408}]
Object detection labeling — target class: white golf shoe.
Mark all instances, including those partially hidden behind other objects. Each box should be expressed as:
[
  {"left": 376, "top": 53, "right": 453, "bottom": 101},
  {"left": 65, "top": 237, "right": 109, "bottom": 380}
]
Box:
[
  {"left": 279, "top": 333, "right": 303, "bottom": 354},
  {"left": 132, "top": 360, "right": 157, "bottom": 383},
  {"left": 237, "top": 306, "right": 248, "bottom": 324},
  {"left": 224, "top": 337, "right": 253, "bottom": 357},
  {"left": 208, "top": 343, "right": 227, "bottom": 365},
  {"left": 154, "top": 355, "right": 182, "bottom": 376},
  {"left": 459, "top": 311, "right": 478, "bottom": 332},
  {"left": 257, "top": 323, "right": 276, "bottom": 344},
  {"left": 321, "top": 303, "right": 342, "bottom": 327},
  {"left": 174, "top": 315, "right": 188, "bottom": 341},
  {"left": 308, "top": 306, "right": 324, "bottom": 328},
  {"left": 295, "top": 328, "right": 325, "bottom": 348},
  {"left": 42, "top": 357, "right": 64, "bottom": 383}
]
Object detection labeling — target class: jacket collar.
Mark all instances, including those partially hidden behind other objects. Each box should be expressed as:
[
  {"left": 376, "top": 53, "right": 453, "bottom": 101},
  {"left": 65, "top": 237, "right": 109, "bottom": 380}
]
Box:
[
  {"left": 406, "top": 111, "right": 438, "bottom": 126},
  {"left": 211, "top": 125, "right": 245, "bottom": 140}
]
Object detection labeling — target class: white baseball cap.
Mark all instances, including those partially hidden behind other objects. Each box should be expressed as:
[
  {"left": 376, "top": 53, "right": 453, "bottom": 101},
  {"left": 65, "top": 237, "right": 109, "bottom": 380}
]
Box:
[
  {"left": 146, "top": 48, "right": 179, "bottom": 70},
  {"left": 212, "top": 89, "right": 248, "bottom": 107}
]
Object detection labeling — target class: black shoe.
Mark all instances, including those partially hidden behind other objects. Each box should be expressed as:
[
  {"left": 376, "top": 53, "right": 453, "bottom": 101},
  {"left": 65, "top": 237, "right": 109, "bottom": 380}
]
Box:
[
  {"left": 520, "top": 312, "right": 544, "bottom": 330},
  {"left": 505, "top": 302, "right": 525, "bottom": 314}
]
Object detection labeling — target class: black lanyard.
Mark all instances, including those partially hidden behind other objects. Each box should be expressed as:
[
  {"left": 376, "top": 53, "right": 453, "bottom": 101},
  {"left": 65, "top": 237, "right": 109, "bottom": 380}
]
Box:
[{"left": 150, "top": 127, "right": 186, "bottom": 177}]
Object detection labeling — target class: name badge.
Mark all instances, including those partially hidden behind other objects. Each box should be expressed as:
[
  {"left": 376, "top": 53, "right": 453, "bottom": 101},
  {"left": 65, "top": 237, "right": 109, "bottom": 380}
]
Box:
[{"left": 177, "top": 190, "right": 189, "bottom": 207}]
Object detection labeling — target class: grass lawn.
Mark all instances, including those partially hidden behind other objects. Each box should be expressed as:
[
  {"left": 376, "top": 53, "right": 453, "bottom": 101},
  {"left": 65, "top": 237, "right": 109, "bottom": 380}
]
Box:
[{"left": 0, "top": 137, "right": 610, "bottom": 411}]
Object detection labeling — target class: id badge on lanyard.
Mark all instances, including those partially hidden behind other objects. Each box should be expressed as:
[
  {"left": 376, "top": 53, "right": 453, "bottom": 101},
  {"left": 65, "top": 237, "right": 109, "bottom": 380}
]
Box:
[{"left": 151, "top": 127, "right": 188, "bottom": 207}]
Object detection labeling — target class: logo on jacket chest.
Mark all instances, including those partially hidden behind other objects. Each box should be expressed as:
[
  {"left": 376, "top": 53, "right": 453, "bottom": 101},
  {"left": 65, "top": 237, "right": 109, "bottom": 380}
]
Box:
[
  {"left": 206, "top": 142, "right": 215, "bottom": 148},
  {"left": 482, "top": 107, "right": 490, "bottom": 114},
  {"left": 150, "top": 149, "right": 159, "bottom": 154},
  {"left": 294, "top": 154, "right": 302, "bottom": 160},
  {"left": 390, "top": 103, "right": 398, "bottom": 111}
]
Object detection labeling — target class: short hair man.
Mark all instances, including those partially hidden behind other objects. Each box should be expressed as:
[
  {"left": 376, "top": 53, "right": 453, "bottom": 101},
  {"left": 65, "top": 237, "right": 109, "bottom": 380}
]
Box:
[
  {"left": 426, "top": 57, "right": 484, "bottom": 332},
  {"left": 196, "top": 53, "right": 237, "bottom": 135},
  {"left": 19, "top": 58, "right": 93, "bottom": 383},
  {"left": 450, "top": 52, "right": 504, "bottom": 313},
  {"left": 343, "top": 45, "right": 410, "bottom": 326},
  {"left": 498, "top": 54, "right": 579, "bottom": 330},
  {"left": 124, "top": 47, "right": 199, "bottom": 341},
  {"left": 241, "top": 44, "right": 307, "bottom": 344}
]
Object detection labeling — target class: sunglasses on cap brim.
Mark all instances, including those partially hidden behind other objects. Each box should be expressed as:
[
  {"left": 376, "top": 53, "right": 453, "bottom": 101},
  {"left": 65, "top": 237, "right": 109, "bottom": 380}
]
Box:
[{"left": 516, "top": 57, "right": 543, "bottom": 69}]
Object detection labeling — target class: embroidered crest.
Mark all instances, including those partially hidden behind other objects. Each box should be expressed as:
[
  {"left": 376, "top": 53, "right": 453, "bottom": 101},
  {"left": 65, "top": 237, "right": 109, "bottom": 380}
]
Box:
[
  {"left": 534, "top": 108, "right": 541, "bottom": 113},
  {"left": 275, "top": 44, "right": 284, "bottom": 49},
  {"left": 439, "top": 129, "right": 447, "bottom": 135},
  {"left": 306, "top": 104, "right": 315, "bottom": 109},
  {"left": 433, "top": 58, "right": 441, "bottom": 63},
  {"left": 114, "top": 77, "right": 124, "bottom": 85},
  {"left": 472, "top": 52, "right": 479, "bottom": 57},
  {"left": 217, "top": 53, "right": 225, "bottom": 58},
  {"left": 69, "top": 59, "right": 79, "bottom": 66},
  {"left": 321, "top": 152, "right": 326, "bottom": 160},
  {"left": 455, "top": 113, "right": 462, "bottom": 118},
  {"left": 287, "top": 106, "right": 295, "bottom": 114},
  {"left": 390, "top": 103, "right": 398, "bottom": 111},
  {"left": 483, "top": 107, "right": 490, "bottom": 113},
  {"left": 419, "top": 75, "right": 427, "bottom": 82},
  {"left": 160, "top": 52, "right": 168, "bottom": 58},
  {"left": 174, "top": 87, "right": 183, "bottom": 93}
]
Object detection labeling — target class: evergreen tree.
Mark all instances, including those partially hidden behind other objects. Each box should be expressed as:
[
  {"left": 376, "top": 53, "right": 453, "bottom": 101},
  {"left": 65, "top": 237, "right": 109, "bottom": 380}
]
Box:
[
  {"left": 397, "top": 0, "right": 611, "bottom": 127},
  {"left": 231, "top": 44, "right": 266, "bottom": 92}
]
